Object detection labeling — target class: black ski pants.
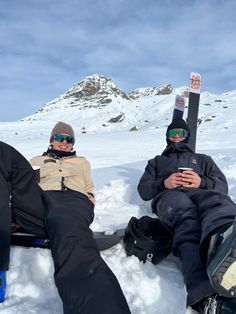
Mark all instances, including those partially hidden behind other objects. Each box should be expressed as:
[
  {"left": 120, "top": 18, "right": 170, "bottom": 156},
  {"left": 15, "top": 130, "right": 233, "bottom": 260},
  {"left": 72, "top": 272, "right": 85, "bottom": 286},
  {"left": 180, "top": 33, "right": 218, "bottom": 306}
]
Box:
[
  {"left": 155, "top": 189, "right": 236, "bottom": 307},
  {"left": 13, "top": 190, "right": 130, "bottom": 314},
  {"left": 43, "top": 190, "right": 130, "bottom": 314},
  {"left": 0, "top": 141, "right": 46, "bottom": 271}
]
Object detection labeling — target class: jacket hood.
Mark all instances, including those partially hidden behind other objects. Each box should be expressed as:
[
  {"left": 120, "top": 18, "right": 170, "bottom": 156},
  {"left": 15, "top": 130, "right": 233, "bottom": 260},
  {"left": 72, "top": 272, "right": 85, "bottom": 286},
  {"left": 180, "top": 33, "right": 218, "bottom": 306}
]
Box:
[
  {"left": 161, "top": 142, "right": 193, "bottom": 156},
  {"left": 166, "top": 118, "right": 190, "bottom": 146}
]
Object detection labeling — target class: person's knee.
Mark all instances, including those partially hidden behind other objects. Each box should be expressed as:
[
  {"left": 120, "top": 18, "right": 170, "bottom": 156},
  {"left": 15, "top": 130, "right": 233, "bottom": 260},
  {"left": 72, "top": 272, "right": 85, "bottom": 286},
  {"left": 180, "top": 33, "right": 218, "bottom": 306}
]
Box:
[{"left": 156, "top": 191, "right": 193, "bottom": 217}]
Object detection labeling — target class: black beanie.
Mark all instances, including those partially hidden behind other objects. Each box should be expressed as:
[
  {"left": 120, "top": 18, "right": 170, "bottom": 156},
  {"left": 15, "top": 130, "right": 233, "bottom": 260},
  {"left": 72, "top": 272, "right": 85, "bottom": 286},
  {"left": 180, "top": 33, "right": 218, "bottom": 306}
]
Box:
[
  {"left": 166, "top": 118, "right": 190, "bottom": 134},
  {"left": 166, "top": 118, "right": 190, "bottom": 145}
]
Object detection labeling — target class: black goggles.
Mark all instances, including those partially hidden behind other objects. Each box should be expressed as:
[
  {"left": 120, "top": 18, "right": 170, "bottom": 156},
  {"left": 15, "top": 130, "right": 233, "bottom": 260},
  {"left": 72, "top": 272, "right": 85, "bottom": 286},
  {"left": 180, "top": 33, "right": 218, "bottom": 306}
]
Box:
[
  {"left": 166, "top": 129, "right": 189, "bottom": 138},
  {"left": 52, "top": 134, "right": 75, "bottom": 144}
]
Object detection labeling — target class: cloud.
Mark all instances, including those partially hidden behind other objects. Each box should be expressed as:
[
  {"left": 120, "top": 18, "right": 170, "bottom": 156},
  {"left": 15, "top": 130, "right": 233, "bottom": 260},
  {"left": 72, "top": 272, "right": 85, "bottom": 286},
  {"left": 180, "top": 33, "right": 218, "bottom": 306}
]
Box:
[{"left": 1, "top": 0, "right": 236, "bottom": 121}]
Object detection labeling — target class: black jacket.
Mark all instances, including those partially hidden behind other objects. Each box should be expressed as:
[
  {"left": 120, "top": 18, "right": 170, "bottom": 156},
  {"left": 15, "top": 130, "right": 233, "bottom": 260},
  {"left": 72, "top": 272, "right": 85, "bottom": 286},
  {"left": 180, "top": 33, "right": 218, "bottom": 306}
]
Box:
[{"left": 137, "top": 143, "right": 228, "bottom": 209}]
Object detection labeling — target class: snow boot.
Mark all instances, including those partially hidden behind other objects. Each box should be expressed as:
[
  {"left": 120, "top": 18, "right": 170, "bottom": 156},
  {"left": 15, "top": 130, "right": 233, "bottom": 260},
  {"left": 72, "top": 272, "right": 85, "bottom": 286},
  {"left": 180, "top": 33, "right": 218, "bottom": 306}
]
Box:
[
  {"left": 0, "top": 271, "right": 6, "bottom": 302},
  {"left": 207, "top": 219, "right": 236, "bottom": 298},
  {"left": 198, "top": 295, "right": 236, "bottom": 314}
]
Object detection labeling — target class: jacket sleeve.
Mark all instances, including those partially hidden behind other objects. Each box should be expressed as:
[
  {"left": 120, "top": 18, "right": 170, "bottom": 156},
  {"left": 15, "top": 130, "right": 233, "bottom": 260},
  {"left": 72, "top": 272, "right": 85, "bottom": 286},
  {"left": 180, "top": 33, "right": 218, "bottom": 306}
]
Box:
[
  {"left": 137, "top": 158, "right": 166, "bottom": 201},
  {"left": 83, "top": 159, "right": 95, "bottom": 195},
  {"left": 199, "top": 155, "right": 228, "bottom": 194}
]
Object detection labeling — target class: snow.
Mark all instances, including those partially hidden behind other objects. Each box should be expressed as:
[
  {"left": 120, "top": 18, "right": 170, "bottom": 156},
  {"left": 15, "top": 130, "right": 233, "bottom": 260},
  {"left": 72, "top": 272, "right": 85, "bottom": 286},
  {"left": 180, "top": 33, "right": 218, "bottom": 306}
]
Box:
[{"left": 1, "top": 84, "right": 236, "bottom": 313}]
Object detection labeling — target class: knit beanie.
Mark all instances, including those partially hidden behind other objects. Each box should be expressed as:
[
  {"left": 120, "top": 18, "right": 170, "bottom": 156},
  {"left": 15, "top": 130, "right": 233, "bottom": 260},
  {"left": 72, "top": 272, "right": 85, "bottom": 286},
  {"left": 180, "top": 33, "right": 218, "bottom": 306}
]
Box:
[
  {"left": 50, "top": 122, "right": 75, "bottom": 142},
  {"left": 166, "top": 118, "right": 190, "bottom": 134},
  {"left": 166, "top": 118, "right": 190, "bottom": 145}
]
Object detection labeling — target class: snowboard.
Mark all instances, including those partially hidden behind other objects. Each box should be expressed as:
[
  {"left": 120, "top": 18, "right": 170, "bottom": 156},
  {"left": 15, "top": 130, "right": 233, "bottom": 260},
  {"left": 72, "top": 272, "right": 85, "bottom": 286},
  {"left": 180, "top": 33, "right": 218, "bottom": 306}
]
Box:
[{"left": 11, "top": 225, "right": 125, "bottom": 251}]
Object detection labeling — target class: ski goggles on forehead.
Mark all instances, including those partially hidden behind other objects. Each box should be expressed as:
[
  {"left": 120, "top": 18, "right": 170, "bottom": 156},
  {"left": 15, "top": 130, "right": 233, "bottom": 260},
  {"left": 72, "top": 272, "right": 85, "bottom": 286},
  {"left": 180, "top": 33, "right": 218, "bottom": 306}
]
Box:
[
  {"left": 52, "top": 134, "right": 75, "bottom": 144},
  {"left": 167, "top": 129, "right": 189, "bottom": 138}
]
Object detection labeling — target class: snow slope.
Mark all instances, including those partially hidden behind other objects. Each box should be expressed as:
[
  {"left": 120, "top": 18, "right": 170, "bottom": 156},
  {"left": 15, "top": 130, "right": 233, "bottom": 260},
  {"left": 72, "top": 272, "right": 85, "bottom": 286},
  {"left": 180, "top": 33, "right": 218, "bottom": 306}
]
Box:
[{"left": 1, "top": 77, "right": 236, "bottom": 313}]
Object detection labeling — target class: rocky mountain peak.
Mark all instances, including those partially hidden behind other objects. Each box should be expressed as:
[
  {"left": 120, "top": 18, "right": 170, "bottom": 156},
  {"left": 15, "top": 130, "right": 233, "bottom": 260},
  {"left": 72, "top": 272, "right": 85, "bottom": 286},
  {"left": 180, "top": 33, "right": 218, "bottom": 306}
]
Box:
[
  {"left": 128, "top": 84, "right": 173, "bottom": 99},
  {"left": 29, "top": 74, "right": 130, "bottom": 118},
  {"left": 63, "top": 74, "right": 129, "bottom": 105}
]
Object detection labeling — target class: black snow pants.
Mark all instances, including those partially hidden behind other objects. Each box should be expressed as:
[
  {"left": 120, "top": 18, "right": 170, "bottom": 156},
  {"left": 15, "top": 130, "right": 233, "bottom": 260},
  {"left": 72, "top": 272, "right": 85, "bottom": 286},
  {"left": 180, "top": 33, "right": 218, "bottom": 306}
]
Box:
[
  {"left": 43, "top": 190, "right": 130, "bottom": 314},
  {"left": 0, "top": 141, "right": 46, "bottom": 271},
  {"left": 9, "top": 188, "right": 131, "bottom": 314},
  {"left": 155, "top": 189, "right": 236, "bottom": 307}
]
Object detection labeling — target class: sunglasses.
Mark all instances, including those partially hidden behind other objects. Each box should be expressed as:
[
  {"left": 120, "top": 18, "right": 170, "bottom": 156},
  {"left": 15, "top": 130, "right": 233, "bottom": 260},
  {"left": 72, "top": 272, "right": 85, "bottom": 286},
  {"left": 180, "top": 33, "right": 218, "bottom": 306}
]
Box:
[
  {"left": 52, "top": 134, "right": 75, "bottom": 144},
  {"left": 167, "top": 129, "right": 189, "bottom": 138}
]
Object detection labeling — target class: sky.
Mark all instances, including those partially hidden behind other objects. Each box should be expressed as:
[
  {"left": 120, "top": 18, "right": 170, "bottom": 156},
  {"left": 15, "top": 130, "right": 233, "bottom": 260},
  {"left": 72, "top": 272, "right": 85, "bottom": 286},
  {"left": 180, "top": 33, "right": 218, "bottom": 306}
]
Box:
[{"left": 1, "top": 0, "right": 236, "bottom": 121}]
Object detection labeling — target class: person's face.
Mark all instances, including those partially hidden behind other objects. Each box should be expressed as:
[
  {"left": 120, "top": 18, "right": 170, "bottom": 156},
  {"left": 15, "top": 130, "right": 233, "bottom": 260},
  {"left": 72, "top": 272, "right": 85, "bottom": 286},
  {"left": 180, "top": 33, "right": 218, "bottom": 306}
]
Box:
[
  {"left": 167, "top": 128, "right": 188, "bottom": 143},
  {"left": 51, "top": 134, "right": 74, "bottom": 152},
  {"left": 169, "top": 134, "right": 185, "bottom": 143}
]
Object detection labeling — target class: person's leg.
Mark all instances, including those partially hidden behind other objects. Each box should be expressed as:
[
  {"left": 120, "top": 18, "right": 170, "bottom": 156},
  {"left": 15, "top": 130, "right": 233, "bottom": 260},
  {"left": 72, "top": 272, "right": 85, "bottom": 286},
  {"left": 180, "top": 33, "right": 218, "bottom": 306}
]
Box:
[
  {"left": 179, "top": 243, "right": 215, "bottom": 309},
  {"left": 156, "top": 190, "right": 214, "bottom": 308},
  {"left": 190, "top": 190, "right": 236, "bottom": 256},
  {"left": 45, "top": 190, "right": 130, "bottom": 314},
  {"left": 12, "top": 188, "right": 47, "bottom": 238},
  {"left": 0, "top": 142, "right": 47, "bottom": 305},
  {"left": 10, "top": 155, "right": 47, "bottom": 237},
  {"left": 191, "top": 190, "right": 236, "bottom": 299},
  {"left": 1, "top": 142, "right": 47, "bottom": 269}
]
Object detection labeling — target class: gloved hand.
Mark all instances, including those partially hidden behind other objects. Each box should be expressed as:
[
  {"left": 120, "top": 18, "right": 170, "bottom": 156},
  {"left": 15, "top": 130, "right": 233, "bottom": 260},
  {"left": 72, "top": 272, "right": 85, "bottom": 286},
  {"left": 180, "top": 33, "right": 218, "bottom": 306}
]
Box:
[{"left": 0, "top": 271, "right": 6, "bottom": 302}]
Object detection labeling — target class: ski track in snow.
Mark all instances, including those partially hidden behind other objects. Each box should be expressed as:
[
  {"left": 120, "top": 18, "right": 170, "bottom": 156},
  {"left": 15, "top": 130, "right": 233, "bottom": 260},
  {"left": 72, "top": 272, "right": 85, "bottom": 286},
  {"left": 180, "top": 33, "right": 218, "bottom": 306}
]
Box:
[{"left": 1, "top": 122, "right": 236, "bottom": 313}]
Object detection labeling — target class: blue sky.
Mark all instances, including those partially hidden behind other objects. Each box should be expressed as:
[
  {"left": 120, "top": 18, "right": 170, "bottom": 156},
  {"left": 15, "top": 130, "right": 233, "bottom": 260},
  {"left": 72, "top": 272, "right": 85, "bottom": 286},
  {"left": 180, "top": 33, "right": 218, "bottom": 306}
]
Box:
[{"left": 1, "top": 0, "right": 236, "bottom": 121}]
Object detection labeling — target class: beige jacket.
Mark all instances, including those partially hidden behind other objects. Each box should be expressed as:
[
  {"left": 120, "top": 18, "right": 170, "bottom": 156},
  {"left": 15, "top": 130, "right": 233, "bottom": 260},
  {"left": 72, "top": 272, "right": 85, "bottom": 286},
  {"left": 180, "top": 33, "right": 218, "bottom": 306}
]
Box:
[{"left": 29, "top": 154, "right": 94, "bottom": 196}]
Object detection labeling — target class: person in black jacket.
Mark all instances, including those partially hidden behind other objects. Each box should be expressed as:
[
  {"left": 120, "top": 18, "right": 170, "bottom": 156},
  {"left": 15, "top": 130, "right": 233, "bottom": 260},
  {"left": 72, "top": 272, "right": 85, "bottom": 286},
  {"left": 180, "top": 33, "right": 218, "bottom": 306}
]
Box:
[{"left": 138, "top": 118, "right": 236, "bottom": 313}]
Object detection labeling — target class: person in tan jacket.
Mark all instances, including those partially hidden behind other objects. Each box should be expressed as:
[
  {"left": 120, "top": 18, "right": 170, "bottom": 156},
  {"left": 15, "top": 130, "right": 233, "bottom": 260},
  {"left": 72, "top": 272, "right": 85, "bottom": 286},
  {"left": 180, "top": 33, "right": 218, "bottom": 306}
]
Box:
[
  {"left": 29, "top": 121, "right": 130, "bottom": 314},
  {"left": 30, "top": 124, "right": 94, "bottom": 201}
]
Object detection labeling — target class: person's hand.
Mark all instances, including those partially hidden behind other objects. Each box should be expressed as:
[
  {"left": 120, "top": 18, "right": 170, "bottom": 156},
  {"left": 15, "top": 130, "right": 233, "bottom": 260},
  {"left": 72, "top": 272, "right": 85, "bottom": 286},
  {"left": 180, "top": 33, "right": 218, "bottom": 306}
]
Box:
[
  {"left": 180, "top": 170, "right": 201, "bottom": 188},
  {"left": 87, "top": 193, "right": 96, "bottom": 205},
  {"left": 164, "top": 173, "right": 183, "bottom": 189}
]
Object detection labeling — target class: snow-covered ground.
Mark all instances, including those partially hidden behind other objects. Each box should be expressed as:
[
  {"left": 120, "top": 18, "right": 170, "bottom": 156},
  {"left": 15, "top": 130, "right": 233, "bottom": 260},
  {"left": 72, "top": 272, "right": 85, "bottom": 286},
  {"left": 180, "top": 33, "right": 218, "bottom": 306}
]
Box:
[
  {"left": 1, "top": 83, "right": 236, "bottom": 313},
  {"left": 0, "top": 125, "right": 236, "bottom": 314}
]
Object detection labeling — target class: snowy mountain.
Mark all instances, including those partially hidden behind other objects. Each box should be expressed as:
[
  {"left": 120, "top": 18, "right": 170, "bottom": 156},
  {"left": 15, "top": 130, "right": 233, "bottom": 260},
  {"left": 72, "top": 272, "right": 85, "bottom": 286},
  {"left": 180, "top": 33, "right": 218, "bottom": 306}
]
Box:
[
  {"left": 29, "top": 74, "right": 129, "bottom": 114},
  {"left": 21, "top": 74, "right": 178, "bottom": 134},
  {"left": 0, "top": 75, "right": 236, "bottom": 314},
  {"left": 1, "top": 74, "right": 236, "bottom": 145}
]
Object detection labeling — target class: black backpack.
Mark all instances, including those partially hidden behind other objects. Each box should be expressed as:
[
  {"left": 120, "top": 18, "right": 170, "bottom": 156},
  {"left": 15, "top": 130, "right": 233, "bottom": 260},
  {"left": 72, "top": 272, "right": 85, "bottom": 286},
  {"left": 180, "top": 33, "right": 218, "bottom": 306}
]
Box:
[{"left": 123, "top": 216, "right": 172, "bottom": 264}]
